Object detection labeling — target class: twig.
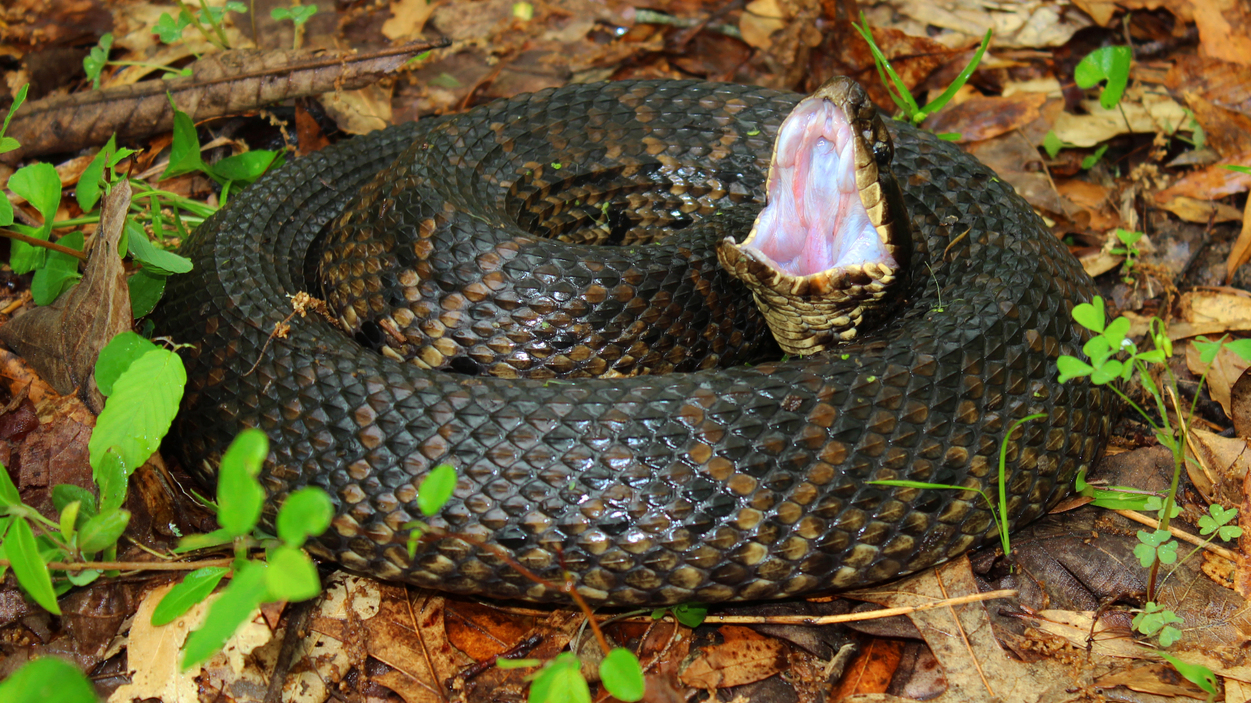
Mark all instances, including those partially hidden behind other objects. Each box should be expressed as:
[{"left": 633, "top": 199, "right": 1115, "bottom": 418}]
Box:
[
  {"left": 0, "top": 557, "right": 234, "bottom": 572},
  {"left": 700, "top": 589, "right": 1018, "bottom": 625},
  {"left": 0, "top": 229, "right": 89, "bottom": 261}
]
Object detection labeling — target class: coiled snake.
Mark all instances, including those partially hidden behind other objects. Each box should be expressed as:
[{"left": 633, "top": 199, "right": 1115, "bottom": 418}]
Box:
[{"left": 157, "top": 80, "right": 1112, "bottom": 605}]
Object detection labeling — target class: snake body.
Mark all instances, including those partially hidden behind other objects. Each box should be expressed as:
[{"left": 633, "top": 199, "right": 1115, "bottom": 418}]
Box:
[{"left": 158, "top": 81, "right": 1112, "bottom": 605}]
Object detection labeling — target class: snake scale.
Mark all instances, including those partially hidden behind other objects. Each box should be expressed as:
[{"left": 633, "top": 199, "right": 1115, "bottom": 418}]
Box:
[{"left": 156, "top": 80, "right": 1113, "bottom": 605}]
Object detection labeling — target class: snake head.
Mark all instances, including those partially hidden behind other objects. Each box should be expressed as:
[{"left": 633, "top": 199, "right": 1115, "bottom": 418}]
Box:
[{"left": 717, "top": 77, "right": 912, "bottom": 356}]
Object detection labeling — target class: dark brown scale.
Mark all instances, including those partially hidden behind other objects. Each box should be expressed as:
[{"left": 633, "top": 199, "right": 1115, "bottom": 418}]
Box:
[{"left": 155, "top": 80, "right": 1115, "bottom": 606}]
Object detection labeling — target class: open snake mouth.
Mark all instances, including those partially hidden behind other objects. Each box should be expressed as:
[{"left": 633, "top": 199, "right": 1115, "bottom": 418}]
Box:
[{"left": 717, "top": 78, "right": 911, "bottom": 355}]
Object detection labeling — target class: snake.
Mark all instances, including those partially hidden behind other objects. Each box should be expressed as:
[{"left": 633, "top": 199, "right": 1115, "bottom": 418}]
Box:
[{"left": 156, "top": 79, "right": 1113, "bottom": 606}]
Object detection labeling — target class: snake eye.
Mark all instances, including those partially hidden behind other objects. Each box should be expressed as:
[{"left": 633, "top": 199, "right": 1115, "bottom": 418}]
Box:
[{"left": 872, "top": 140, "right": 892, "bottom": 166}]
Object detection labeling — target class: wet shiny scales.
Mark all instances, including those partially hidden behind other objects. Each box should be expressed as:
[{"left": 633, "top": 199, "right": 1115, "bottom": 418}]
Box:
[{"left": 155, "top": 80, "right": 1114, "bottom": 605}]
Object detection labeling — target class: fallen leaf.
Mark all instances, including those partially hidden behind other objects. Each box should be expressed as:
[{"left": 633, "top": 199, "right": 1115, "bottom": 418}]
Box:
[
  {"left": 1228, "top": 192, "right": 1251, "bottom": 282},
  {"left": 679, "top": 625, "right": 788, "bottom": 689},
  {"left": 0, "top": 180, "right": 131, "bottom": 413},
  {"left": 1156, "top": 196, "right": 1245, "bottom": 224},
  {"left": 926, "top": 92, "right": 1047, "bottom": 143},
  {"left": 383, "top": 0, "right": 438, "bottom": 41},
  {"left": 1191, "top": 0, "right": 1251, "bottom": 66}
]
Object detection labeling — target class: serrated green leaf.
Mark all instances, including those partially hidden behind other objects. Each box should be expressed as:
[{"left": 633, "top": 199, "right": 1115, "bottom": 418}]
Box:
[
  {"left": 0, "top": 656, "right": 97, "bottom": 703},
  {"left": 417, "top": 464, "right": 457, "bottom": 517},
  {"left": 4, "top": 518, "right": 60, "bottom": 614},
  {"left": 181, "top": 560, "right": 269, "bottom": 670},
  {"left": 88, "top": 348, "right": 186, "bottom": 471},
  {"left": 264, "top": 546, "right": 321, "bottom": 601},
  {"left": 152, "top": 566, "right": 229, "bottom": 626},
  {"left": 600, "top": 648, "right": 644, "bottom": 702},
  {"left": 276, "top": 487, "right": 333, "bottom": 547},
  {"left": 217, "top": 429, "right": 268, "bottom": 537}
]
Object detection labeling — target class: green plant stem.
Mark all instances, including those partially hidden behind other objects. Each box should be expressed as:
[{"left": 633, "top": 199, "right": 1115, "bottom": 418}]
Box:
[
  {"left": 0, "top": 229, "right": 88, "bottom": 261},
  {"left": 106, "top": 61, "right": 189, "bottom": 77}
]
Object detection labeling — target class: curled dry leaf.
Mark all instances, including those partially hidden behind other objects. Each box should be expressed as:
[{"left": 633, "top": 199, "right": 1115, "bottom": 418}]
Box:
[
  {"left": 1, "top": 40, "right": 449, "bottom": 164},
  {"left": 0, "top": 180, "right": 131, "bottom": 414}
]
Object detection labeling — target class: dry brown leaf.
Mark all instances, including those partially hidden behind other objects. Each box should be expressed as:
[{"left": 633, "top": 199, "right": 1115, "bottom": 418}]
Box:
[
  {"left": 1227, "top": 193, "right": 1251, "bottom": 283},
  {"left": 1186, "top": 336, "right": 1251, "bottom": 419},
  {"left": 1155, "top": 150, "right": 1251, "bottom": 202},
  {"left": 740, "top": 0, "right": 788, "bottom": 49},
  {"left": 679, "top": 625, "right": 788, "bottom": 689},
  {"left": 1, "top": 41, "right": 446, "bottom": 163},
  {"left": 1051, "top": 87, "right": 1188, "bottom": 147},
  {"left": 925, "top": 92, "right": 1048, "bottom": 143},
  {"left": 1233, "top": 370, "right": 1251, "bottom": 439},
  {"left": 1056, "top": 179, "right": 1122, "bottom": 231},
  {"left": 1156, "top": 196, "right": 1245, "bottom": 224},
  {"left": 383, "top": 0, "right": 438, "bottom": 41},
  {"left": 1192, "top": 0, "right": 1251, "bottom": 66},
  {"left": 832, "top": 636, "right": 904, "bottom": 697},
  {"left": 1178, "top": 290, "right": 1251, "bottom": 326},
  {"left": 107, "top": 583, "right": 204, "bottom": 703},
  {"left": 1096, "top": 662, "right": 1211, "bottom": 699},
  {"left": 1185, "top": 427, "right": 1251, "bottom": 508},
  {"left": 892, "top": 0, "right": 1092, "bottom": 48},
  {"left": 319, "top": 83, "right": 393, "bottom": 136},
  {"left": 0, "top": 180, "right": 131, "bottom": 414}
]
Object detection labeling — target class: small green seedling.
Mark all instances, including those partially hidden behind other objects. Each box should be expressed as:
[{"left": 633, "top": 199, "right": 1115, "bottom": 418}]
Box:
[
  {"left": 1075, "top": 45, "right": 1132, "bottom": 110},
  {"left": 271, "top": 5, "right": 319, "bottom": 49},
  {"left": 852, "top": 13, "right": 991, "bottom": 137},
  {"left": 1110, "top": 228, "right": 1143, "bottom": 283}
]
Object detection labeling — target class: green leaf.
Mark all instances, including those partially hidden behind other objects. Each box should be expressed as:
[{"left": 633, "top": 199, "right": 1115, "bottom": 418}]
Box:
[
  {"left": 1133, "top": 540, "right": 1157, "bottom": 568},
  {"left": 163, "top": 97, "right": 206, "bottom": 180},
  {"left": 916, "top": 28, "right": 993, "bottom": 117},
  {"left": 1158, "top": 624, "right": 1182, "bottom": 648},
  {"left": 154, "top": 11, "right": 190, "bottom": 43},
  {"left": 52, "top": 484, "right": 98, "bottom": 521},
  {"left": 181, "top": 560, "right": 269, "bottom": 670},
  {"left": 0, "top": 84, "right": 28, "bottom": 142},
  {"left": 1115, "top": 228, "right": 1143, "bottom": 247},
  {"left": 1156, "top": 539, "right": 1178, "bottom": 564},
  {"left": 94, "top": 449, "right": 130, "bottom": 513},
  {"left": 0, "top": 656, "right": 98, "bottom": 703},
  {"left": 152, "top": 566, "right": 229, "bottom": 626},
  {"left": 77, "top": 135, "right": 117, "bottom": 212},
  {"left": 4, "top": 518, "right": 61, "bottom": 614},
  {"left": 31, "top": 231, "right": 83, "bottom": 306},
  {"left": 210, "top": 150, "right": 280, "bottom": 186},
  {"left": 7, "top": 162, "right": 63, "bottom": 273},
  {"left": 264, "top": 545, "right": 321, "bottom": 601},
  {"left": 1224, "top": 165, "right": 1251, "bottom": 175},
  {"left": 1074, "top": 46, "right": 1132, "bottom": 110},
  {"left": 671, "top": 602, "right": 708, "bottom": 627},
  {"left": 1159, "top": 652, "right": 1218, "bottom": 695},
  {"left": 217, "top": 429, "right": 269, "bottom": 537},
  {"left": 528, "top": 652, "right": 590, "bottom": 703},
  {"left": 174, "top": 527, "right": 232, "bottom": 553},
  {"left": 58, "top": 501, "right": 80, "bottom": 543},
  {"left": 83, "top": 32, "right": 114, "bottom": 89},
  {"left": 0, "top": 459, "right": 20, "bottom": 507},
  {"left": 1224, "top": 338, "right": 1251, "bottom": 362},
  {"left": 600, "top": 648, "right": 645, "bottom": 702},
  {"left": 271, "top": 5, "right": 318, "bottom": 25},
  {"left": 1080, "top": 144, "right": 1109, "bottom": 170},
  {"left": 129, "top": 269, "right": 168, "bottom": 318},
  {"left": 1071, "top": 297, "right": 1105, "bottom": 332},
  {"left": 126, "top": 220, "right": 194, "bottom": 275},
  {"left": 77, "top": 509, "right": 130, "bottom": 555},
  {"left": 1056, "top": 356, "right": 1094, "bottom": 384},
  {"left": 1042, "top": 131, "right": 1068, "bottom": 159},
  {"left": 276, "top": 487, "right": 334, "bottom": 547},
  {"left": 88, "top": 348, "right": 186, "bottom": 471},
  {"left": 1089, "top": 359, "right": 1122, "bottom": 385},
  {"left": 417, "top": 464, "right": 457, "bottom": 517},
  {"left": 0, "top": 191, "right": 11, "bottom": 228}
]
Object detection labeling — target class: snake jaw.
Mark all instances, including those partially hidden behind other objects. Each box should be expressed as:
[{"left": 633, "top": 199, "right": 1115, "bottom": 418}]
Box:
[{"left": 717, "top": 77, "right": 910, "bottom": 356}]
